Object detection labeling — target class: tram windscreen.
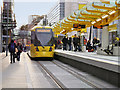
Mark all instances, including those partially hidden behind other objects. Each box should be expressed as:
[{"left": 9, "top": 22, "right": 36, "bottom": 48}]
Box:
[{"left": 34, "top": 29, "right": 54, "bottom": 46}]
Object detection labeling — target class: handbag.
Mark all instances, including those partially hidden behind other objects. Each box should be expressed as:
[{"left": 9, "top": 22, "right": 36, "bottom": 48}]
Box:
[{"left": 15, "top": 48, "right": 18, "bottom": 53}]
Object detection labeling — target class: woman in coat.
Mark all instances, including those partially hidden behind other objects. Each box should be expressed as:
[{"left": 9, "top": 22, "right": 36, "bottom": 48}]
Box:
[{"left": 17, "top": 43, "right": 23, "bottom": 61}]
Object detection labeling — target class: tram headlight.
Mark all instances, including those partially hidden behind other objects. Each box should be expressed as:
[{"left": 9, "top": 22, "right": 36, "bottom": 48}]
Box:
[
  {"left": 36, "top": 47, "right": 39, "bottom": 51},
  {"left": 49, "top": 47, "right": 52, "bottom": 51}
]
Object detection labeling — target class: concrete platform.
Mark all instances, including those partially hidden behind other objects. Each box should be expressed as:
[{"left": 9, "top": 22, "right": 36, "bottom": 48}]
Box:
[
  {"left": 54, "top": 50, "right": 120, "bottom": 87},
  {"left": 1, "top": 52, "right": 54, "bottom": 88}
]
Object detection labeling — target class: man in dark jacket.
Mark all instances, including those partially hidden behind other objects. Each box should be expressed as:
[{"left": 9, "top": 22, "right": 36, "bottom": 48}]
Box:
[
  {"left": 62, "top": 36, "right": 68, "bottom": 50},
  {"left": 77, "top": 36, "right": 81, "bottom": 51},
  {"left": 73, "top": 34, "right": 78, "bottom": 51},
  {"left": 68, "top": 37, "right": 72, "bottom": 51},
  {"left": 8, "top": 40, "right": 17, "bottom": 64},
  {"left": 87, "top": 40, "right": 93, "bottom": 51}
]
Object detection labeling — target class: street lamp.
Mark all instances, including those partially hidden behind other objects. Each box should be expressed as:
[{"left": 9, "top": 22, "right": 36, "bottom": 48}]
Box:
[{"left": 5, "top": 2, "right": 9, "bottom": 56}]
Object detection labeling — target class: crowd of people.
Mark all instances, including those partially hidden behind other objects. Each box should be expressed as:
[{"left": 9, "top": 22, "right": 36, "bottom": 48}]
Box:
[
  {"left": 58, "top": 34, "right": 101, "bottom": 52},
  {"left": 60, "top": 34, "right": 83, "bottom": 52}
]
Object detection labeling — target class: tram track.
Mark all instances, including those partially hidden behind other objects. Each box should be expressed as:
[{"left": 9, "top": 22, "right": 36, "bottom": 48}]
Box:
[
  {"left": 37, "top": 60, "right": 102, "bottom": 89},
  {"left": 37, "top": 61, "right": 66, "bottom": 89},
  {"left": 27, "top": 52, "right": 116, "bottom": 88},
  {"left": 52, "top": 60, "right": 101, "bottom": 89}
]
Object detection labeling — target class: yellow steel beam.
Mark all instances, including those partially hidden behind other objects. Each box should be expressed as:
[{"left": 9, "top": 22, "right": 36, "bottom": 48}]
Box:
[
  {"left": 80, "top": 12, "right": 101, "bottom": 18},
  {"left": 77, "top": 16, "right": 96, "bottom": 21},
  {"left": 67, "top": 18, "right": 76, "bottom": 21},
  {"left": 77, "top": 20, "right": 92, "bottom": 25},
  {"left": 100, "top": 0, "right": 110, "bottom": 4},
  {"left": 70, "top": 15, "right": 76, "bottom": 19},
  {"left": 64, "top": 19, "right": 72, "bottom": 23},
  {"left": 108, "top": 24, "right": 117, "bottom": 31},
  {"left": 62, "top": 24, "right": 72, "bottom": 27},
  {"left": 61, "top": 23, "right": 72, "bottom": 26},
  {"left": 63, "top": 19, "right": 92, "bottom": 25},
  {"left": 95, "top": 11, "right": 119, "bottom": 26}
]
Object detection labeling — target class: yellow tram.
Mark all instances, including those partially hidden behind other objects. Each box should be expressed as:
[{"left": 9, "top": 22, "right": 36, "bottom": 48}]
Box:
[{"left": 30, "top": 26, "right": 55, "bottom": 59}]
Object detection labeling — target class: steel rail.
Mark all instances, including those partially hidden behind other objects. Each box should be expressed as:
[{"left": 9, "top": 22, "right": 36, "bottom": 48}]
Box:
[
  {"left": 52, "top": 60, "right": 102, "bottom": 89},
  {"left": 37, "top": 61, "right": 66, "bottom": 90}
]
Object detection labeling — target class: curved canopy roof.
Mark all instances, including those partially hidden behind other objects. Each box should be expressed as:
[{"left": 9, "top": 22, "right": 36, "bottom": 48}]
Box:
[{"left": 53, "top": 0, "right": 120, "bottom": 35}]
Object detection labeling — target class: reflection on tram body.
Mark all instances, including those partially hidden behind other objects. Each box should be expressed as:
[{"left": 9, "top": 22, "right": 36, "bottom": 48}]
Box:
[{"left": 30, "top": 26, "right": 55, "bottom": 59}]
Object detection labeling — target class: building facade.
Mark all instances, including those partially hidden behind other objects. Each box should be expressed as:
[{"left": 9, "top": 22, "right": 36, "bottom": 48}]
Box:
[
  {"left": 47, "top": 0, "right": 88, "bottom": 26},
  {"left": 28, "top": 15, "right": 44, "bottom": 30},
  {"left": 47, "top": 1, "right": 65, "bottom": 26},
  {"left": 48, "top": 0, "right": 80, "bottom": 26},
  {"left": 1, "top": 0, "right": 16, "bottom": 54}
]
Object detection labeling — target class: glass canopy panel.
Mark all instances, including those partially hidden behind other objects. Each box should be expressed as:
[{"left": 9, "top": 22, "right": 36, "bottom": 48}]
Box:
[
  {"left": 86, "top": 5, "right": 108, "bottom": 12},
  {"left": 82, "top": 10, "right": 102, "bottom": 15},
  {"left": 54, "top": 0, "right": 119, "bottom": 29},
  {"left": 93, "top": 2, "right": 116, "bottom": 7}
]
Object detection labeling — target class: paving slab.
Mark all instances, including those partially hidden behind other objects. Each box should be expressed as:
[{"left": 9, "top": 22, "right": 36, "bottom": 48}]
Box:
[{"left": 2, "top": 52, "right": 54, "bottom": 88}]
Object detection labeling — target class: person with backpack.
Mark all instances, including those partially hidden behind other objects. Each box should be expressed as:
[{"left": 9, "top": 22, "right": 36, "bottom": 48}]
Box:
[
  {"left": 73, "top": 34, "right": 78, "bottom": 52},
  {"left": 8, "top": 40, "right": 17, "bottom": 64},
  {"left": 16, "top": 43, "right": 23, "bottom": 61}
]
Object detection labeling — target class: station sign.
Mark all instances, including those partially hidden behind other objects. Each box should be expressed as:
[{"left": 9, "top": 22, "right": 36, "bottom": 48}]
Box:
[
  {"left": 93, "top": 25, "right": 103, "bottom": 29},
  {"left": 93, "top": 24, "right": 109, "bottom": 29},
  {"left": 37, "top": 30, "right": 50, "bottom": 32},
  {"left": 73, "top": 24, "right": 86, "bottom": 29}
]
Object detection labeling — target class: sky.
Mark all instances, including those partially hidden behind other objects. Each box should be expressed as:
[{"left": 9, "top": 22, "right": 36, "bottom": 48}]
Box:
[
  {"left": 14, "top": 2, "right": 57, "bottom": 28},
  {"left": 0, "top": 0, "right": 119, "bottom": 28},
  {"left": 0, "top": 0, "right": 58, "bottom": 28}
]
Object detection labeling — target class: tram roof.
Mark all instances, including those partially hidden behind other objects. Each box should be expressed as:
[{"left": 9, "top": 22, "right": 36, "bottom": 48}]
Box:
[{"left": 31, "top": 26, "right": 52, "bottom": 31}]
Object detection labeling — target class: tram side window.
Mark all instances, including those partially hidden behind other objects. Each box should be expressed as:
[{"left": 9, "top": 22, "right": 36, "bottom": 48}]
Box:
[
  {"left": 31, "top": 31, "right": 35, "bottom": 44},
  {"left": 31, "top": 31, "right": 42, "bottom": 46},
  {"left": 34, "top": 34, "right": 42, "bottom": 46}
]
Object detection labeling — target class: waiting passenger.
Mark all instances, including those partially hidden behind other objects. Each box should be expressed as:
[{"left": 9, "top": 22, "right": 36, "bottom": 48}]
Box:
[
  {"left": 87, "top": 40, "right": 93, "bottom": 52},
  {"left": 57, "top": 40, "right": 62, "bottom": 49},
  {"left": 77, "top": 36, "right": 82, "bottom": 51},
  {"left": 68, "top": 37, "right": 72, "bottom": 51},
  {"left": 73, "top": 34, "right": 78, "bottom": 52},
  {"left": 8, "top": 40, "right": 17, "bottom": 64},
  {"left": 62, "top": 36, "right": 67, "bottom": 50},
  {"left": 92, "top": 37, "right": 97, "bottom": 51},
  {"left": 16, "top": 43, "right": 23, "bottom": 61},
  {"left": 83, "top": 36, "right": 87, "bottom": 46}
]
